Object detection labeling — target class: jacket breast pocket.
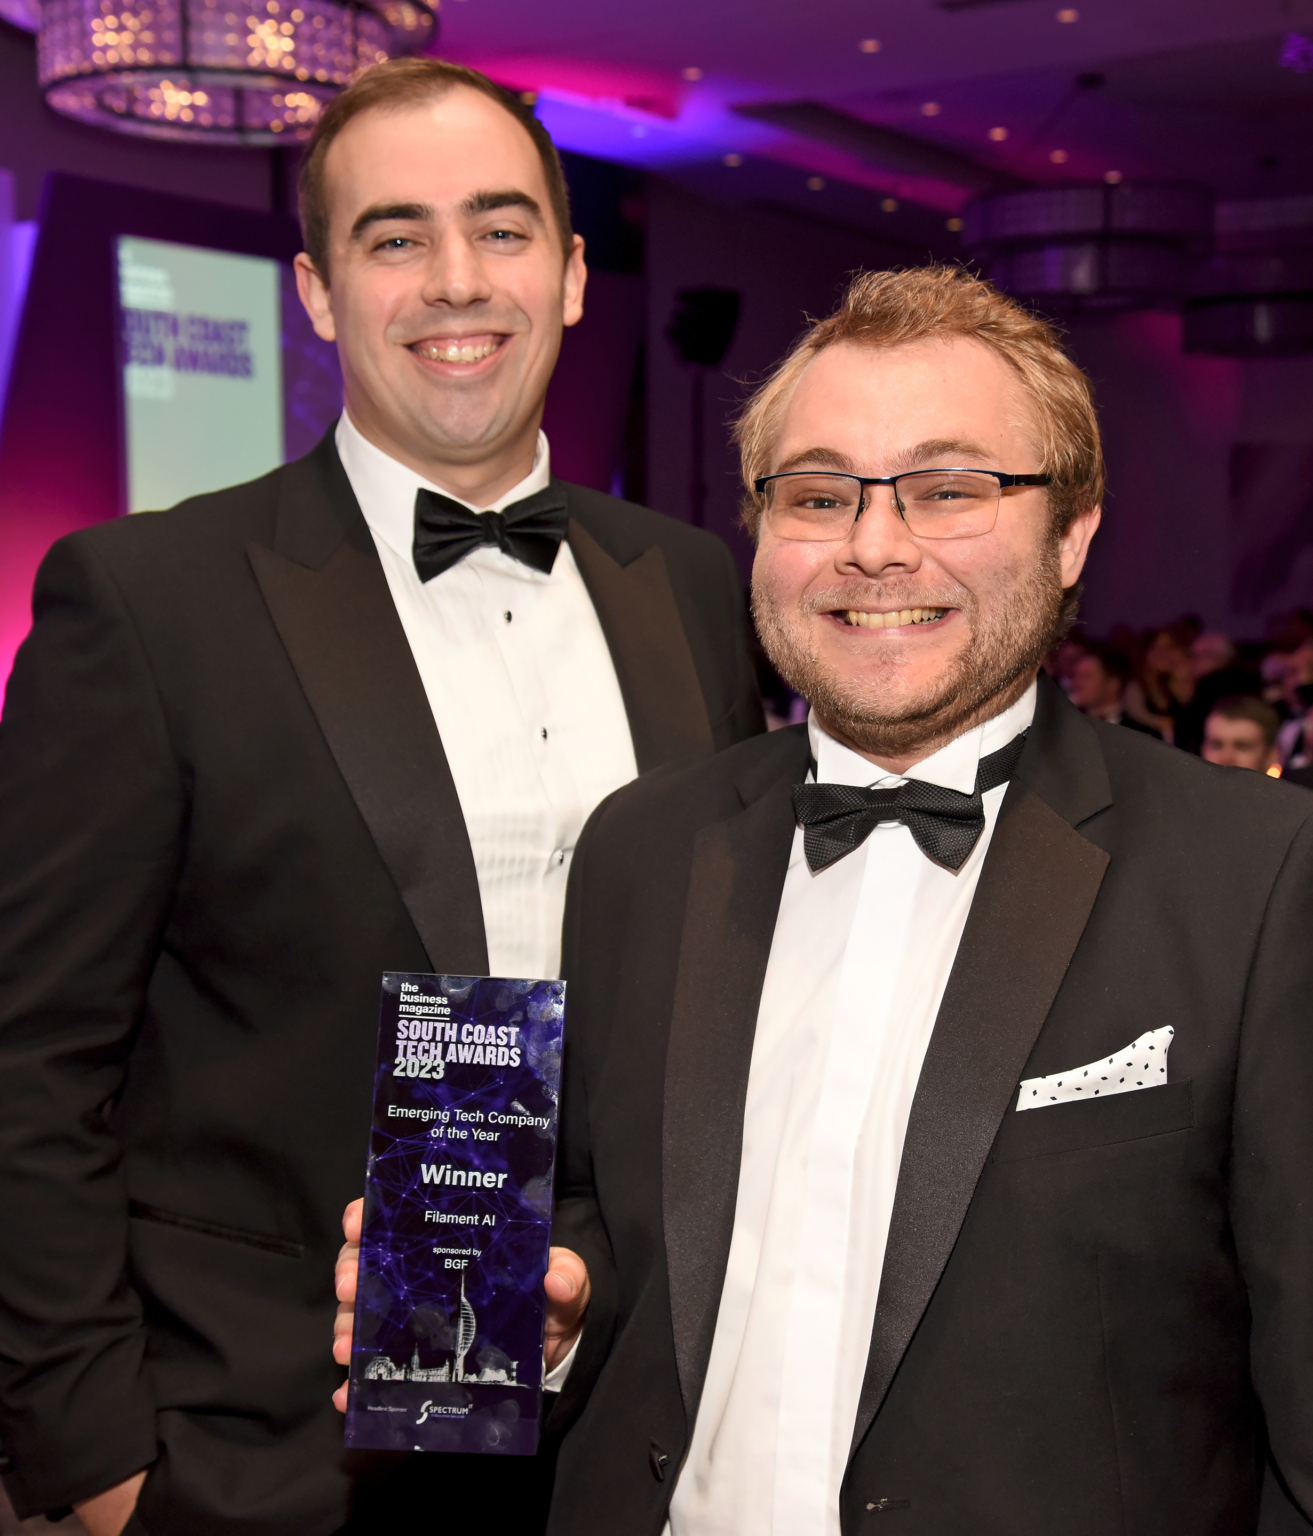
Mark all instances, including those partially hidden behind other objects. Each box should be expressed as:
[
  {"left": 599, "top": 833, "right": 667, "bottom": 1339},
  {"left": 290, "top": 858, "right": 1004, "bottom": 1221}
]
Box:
[{"left": 992, "top": 1080, "right": 1194, "bottom": 1163}]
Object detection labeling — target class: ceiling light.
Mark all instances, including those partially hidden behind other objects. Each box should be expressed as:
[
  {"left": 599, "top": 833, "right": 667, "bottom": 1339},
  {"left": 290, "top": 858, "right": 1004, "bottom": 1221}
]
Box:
[
  {"left": 921, "top": 101, "right": 941, "bottom": 116},
  {"left": 723, "top": 152, "right": 742, "bottom": 167},
  {"left": 964, "top": 183, "right": 1214, "bottom": 312},
  {"left": 1050, "top": 149, "right": 1069, "bottom": 164},
  {"left": 681, "top": 66, "right": 703, "bottom": 81},
  {"left": 988, "top": 126, "right": 1008, "bottom": 142},
  {"left": 1056, "top": 7, "right": 1079, "bottom": 21},
  {"left": 807, "top": 176, "right": 826, "bottom": 191},
  {"left": 1104, "top": 170, "right": 1123, "bottom": 185},
  {"left": 1186, "top": 254, "right": 1313, "bottom": 355},
  {"left": 858, "top": 38, "right": 880, "bottom": 53},
  {"left": 946, "top": 217, "right": 964, "bottom": 232},
  {"left": 0, "top": 0, "right": 38, "bottom": 27},
  {"left": 881, "top": 197, "right": 898, "bottom": 212},
  {"left": 34, "top": 0, "right": 436, "bottom": 142}
]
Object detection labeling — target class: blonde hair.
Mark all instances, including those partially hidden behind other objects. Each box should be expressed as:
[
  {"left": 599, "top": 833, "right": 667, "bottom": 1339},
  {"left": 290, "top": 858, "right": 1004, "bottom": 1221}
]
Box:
[{"left": 734, "top": 265, "right": 1104, "bottom": 539}]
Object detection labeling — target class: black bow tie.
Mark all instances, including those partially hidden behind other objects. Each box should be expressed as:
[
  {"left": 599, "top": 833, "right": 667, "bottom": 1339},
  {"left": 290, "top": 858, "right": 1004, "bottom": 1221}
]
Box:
[
  {"left": 412, "top": 484, "right": 570, "bottom": 581},
  {"left": 793, "top": 731, "right": 1028, "bottom": 873}
]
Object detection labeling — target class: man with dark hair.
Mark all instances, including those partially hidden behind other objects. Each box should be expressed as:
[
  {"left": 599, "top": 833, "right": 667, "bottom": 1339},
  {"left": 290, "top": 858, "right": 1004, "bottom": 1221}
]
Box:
[
  {"left": 0, "top": 57, "right": 760, "bottom": 1536},
  {"left": 1202, "top": 695, "right": 1282, "bottom": 773},
  {"left": 342, "top": 263, "right": 1313, "bottom": 1533},
  {"left": 1066, "top": 642, "right": 1161, "bottom": 737},
  {"left": 1173, "top": 631, "right": 1255, "bottom": 756}
]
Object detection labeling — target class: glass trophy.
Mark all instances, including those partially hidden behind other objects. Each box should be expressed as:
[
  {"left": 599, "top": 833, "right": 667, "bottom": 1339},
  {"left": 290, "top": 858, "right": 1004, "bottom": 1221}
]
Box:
[{"left": 344, "top": 971, "right": 564, "bottom": 1454}]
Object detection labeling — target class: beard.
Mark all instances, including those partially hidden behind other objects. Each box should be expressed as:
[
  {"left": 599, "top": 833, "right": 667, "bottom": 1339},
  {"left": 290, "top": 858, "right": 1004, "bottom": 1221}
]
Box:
[{"left": 752, "top": 540, "right": 1067, "bottom": 760}]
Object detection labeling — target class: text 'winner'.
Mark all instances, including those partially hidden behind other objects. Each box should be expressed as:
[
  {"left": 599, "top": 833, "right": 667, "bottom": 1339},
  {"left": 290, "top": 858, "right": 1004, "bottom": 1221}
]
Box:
[{"left": 344, "top": 972, "right": 565, "bottom": 1455}]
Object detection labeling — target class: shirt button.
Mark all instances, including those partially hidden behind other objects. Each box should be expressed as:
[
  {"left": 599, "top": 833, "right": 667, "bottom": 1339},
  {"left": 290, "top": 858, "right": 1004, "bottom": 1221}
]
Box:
[
  {"left": 557, "top": 851, "right": 566, "bottom": 865},
  {"left": 504, "top": 611, "right": 512, "bottom": 623},
  {"left": 540, "top": 728, "right": 548, "bottom": 740}
]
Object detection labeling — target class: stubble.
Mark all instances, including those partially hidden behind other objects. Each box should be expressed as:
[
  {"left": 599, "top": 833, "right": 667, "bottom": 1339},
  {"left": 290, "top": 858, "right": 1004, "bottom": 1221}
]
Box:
[{"left": 753, "top": 539, "right": 1067, "bottom": 760}]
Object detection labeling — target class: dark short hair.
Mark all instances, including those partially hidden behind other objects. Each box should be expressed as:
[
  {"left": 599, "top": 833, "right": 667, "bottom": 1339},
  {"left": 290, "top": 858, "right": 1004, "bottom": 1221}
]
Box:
[
  {"left": 1081, "top": 642, "right": 1132, "bottom": 686},
  {"left": 1207, "top": 694, "right": 1280, "bottom": 750},
  {"left": 297, "top": 57, "right": 574, "bottom": 279}
]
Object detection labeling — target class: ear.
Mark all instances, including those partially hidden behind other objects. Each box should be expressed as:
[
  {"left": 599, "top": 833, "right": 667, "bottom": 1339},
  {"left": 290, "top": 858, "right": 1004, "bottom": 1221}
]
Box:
[
  {"left": 562, "top": 234, "right": 587, "bottom": 329},
  {"left": 294, "top": 252, "right": 336, "bottom": 344},
  {"left": 1058, "top": 504, "right": 1101, "bottom": 588}
]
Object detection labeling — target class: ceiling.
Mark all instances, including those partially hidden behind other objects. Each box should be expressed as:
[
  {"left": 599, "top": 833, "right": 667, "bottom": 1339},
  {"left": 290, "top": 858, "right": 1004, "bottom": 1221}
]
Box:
[{"left": 433, "top": 0, "right": 1313, "bottom": 248}]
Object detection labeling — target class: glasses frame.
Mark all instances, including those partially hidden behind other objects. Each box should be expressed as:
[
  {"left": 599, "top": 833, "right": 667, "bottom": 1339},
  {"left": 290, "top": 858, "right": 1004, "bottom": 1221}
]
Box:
[{"left": 752, "top": 467, "right": 1053, "bottom": 539}]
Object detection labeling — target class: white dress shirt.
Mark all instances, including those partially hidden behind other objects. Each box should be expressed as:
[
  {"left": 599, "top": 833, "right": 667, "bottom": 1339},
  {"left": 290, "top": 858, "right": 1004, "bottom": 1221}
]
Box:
[
  {"left": 335, "top": 414, "right": 637, "bottom": 980},
  {"left": 665, "top": 682, "right": 1038, "bottom": 1536}
]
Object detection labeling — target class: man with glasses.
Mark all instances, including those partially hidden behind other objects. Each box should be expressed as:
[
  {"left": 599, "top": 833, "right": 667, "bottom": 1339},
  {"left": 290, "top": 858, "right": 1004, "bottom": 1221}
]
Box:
[{"left": 455, "top": 263, "right": 1310, "bottom": 1532}]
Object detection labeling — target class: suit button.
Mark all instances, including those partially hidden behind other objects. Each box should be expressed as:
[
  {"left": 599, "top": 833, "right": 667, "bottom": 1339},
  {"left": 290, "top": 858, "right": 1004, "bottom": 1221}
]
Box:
[
  {"left": 649, "top": 1442, "right": 670, "bottom": 1481},
  {"left": 0, "top": 1452, "right": 10, "bottom": 1473}
]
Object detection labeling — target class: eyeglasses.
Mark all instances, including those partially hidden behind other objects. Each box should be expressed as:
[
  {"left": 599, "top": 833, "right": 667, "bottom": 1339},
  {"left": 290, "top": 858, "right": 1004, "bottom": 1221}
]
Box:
[{"left": 752, "top": 468, "right": 1052, "bottom": 541}]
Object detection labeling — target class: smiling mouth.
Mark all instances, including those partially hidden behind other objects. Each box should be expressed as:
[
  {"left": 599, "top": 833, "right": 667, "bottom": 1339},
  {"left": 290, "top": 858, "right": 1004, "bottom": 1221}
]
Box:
[
  {"left": 410, "top": 334, "right": 507, "bottom": 365},
  {"left": 840, "top": 606, "right": 949, "bottom": 629}
]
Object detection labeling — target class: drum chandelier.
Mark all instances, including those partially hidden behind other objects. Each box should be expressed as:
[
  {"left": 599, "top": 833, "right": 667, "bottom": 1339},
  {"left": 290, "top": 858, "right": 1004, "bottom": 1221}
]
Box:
[{"left": 3, "top": 0, "right": 437, "bottom": 144}]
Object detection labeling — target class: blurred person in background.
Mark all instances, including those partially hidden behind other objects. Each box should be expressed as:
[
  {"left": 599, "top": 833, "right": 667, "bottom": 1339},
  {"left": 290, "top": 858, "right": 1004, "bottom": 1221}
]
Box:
[
  {"left": 1172, "top": 632, "right": 1255, "bottom": 757},
  {"left": 1125, "top": 623, "right": 1195, "bottom": 740},
  {"left": 1066, "top": 643, "right": 1161, "bottom": 737},
  {"left": 1046, "top": 635, "right": 1090, "bottom": 693},
  {"left": 1201, "top": 697, "right": 1281, "bottom": 774},
  {"left": 1275, "top": 641, "right": 1313, "bottom": 770}
]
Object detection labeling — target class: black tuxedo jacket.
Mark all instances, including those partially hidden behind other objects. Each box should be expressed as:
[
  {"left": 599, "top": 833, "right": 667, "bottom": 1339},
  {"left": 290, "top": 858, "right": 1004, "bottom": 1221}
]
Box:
[
  {"left": 549, "top": 675, "right": 1313, "bottom": 1535},
  {"left": 0, "top": 430, "right": 762, "bottom": 1533}
]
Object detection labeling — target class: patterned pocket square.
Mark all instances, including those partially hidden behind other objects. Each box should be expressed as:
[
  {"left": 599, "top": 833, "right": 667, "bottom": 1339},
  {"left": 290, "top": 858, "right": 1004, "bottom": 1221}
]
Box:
[{"left": 1016, "top": 1026, "right": 1174, "bottom": 1112}]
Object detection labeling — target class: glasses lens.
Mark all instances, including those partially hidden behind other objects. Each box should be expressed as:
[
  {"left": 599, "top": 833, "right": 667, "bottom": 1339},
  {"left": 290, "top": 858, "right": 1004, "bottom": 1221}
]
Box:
[
  {"left": 763, "top": 474, "right": 862, "bottom": 539},
  {"left": 896, "top": 471, "right": 1001, "bottom": 538}
]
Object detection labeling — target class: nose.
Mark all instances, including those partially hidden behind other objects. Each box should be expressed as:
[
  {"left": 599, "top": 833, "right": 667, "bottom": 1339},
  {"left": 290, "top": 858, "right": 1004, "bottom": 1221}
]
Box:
[
  {"left": 838, "top": 487, "right": 924, "bottom": 577},
  {"left": 419, "top": 230, "right": 494, "bottom": 310}
]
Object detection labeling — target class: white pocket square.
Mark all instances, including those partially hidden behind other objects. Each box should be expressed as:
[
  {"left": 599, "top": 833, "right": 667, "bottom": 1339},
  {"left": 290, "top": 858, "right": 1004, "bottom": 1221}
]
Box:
[{"left": 1016, "top": 1026, "right": 1174, "bottom": 1112}]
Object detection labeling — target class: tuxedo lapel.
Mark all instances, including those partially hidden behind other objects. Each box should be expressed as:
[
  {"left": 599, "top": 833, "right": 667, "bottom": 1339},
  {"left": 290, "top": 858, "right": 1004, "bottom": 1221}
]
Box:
[
  {"left": 850, "top": 681, "right": 1112, "bottom": 1453},
  {"left": 566, "top": 501, "right": 713, "bottom": 773},
  {"left": 662, "top": 731, "right": 808, "bottom": 1418},
  {"left": 249, "top": 433, "right": 488, "bottom": 977}
]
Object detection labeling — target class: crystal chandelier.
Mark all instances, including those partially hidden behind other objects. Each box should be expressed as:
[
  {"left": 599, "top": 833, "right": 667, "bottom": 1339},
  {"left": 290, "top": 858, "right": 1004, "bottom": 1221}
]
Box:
[{"left": 11, "top": 0, "right": 436, "bottom": 144}]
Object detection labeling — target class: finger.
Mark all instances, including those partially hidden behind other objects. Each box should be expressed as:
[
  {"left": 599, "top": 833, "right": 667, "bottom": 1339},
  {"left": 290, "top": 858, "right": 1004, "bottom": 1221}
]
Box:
[
  {"left": 333, "top": 1301, "right": 355, "bottom": 1364},
  {"left": 335, "top": 1235, "right": 361, "bottom": 1303},
  {"left": 332, "top": 1381, "right": 349, "bottom": 1414},
  {"left": 343, "top": 1198, "right": 363, "bottom": 1242},
  {"left": 543, "top": 1247, "right": 590, "bottom": 1322}
]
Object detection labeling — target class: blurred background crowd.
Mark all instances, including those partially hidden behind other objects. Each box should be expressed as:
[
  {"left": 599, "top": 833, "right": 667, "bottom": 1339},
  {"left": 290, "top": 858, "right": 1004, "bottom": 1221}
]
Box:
[{"left": 760, "top": 606, "right": 1313, "bottom": 787}]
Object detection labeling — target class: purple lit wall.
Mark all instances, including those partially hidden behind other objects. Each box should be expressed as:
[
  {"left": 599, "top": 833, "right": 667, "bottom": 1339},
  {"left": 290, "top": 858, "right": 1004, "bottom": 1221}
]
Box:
[
  {"left": 643, "top": 175, "right": 928, "bottom": 575},
  {"left": 541, "top": 270, "right": 644, "bottom": 492},
  {"left": 1068, "top": 309, "right": 1313, "bottom": 636}
]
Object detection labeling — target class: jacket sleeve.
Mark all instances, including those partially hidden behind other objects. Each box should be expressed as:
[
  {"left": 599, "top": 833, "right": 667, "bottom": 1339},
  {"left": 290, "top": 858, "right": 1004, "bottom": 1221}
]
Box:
[
  {"left": 1230, "top": 809, "right": 1313, "bottom": 1517},
  {"left": 545, "top": 805, "right": 620, "bottom": 1439},
  {"left": 0, "top": 534, "right": 181, "bottom": 1516}
]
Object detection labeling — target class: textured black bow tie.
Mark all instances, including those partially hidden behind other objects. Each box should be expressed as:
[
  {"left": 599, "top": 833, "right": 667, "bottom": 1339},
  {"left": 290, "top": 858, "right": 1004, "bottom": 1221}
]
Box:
[
  {"left": 793, "top": 731, "right": 1028, "bottom": 873},
  {"left": 412, "top": 484, "right": 570, "bottom": 581}
]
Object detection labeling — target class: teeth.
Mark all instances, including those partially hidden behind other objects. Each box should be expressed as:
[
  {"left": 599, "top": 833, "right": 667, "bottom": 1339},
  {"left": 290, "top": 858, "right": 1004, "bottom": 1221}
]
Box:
[
  {"left": 415, "top": 339, "right": 499, "bottom": 363},
  {"left": 845, "top": 607, "right": 947, "bottom": 629}
]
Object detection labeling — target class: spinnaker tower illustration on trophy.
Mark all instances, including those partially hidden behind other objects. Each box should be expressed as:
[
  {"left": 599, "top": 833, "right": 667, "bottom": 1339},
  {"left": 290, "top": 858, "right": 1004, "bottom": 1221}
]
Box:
[{"left": 344, "top": 972, "right": 565, "bottom": 1454}]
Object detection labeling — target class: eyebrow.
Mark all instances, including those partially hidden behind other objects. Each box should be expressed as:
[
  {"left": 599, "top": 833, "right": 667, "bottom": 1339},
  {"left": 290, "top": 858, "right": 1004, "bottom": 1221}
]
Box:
[
  {"left": 773, "top": 447, "right": 857, "bottom": 474},
  {"left": 349, "top": 202, "right": 433, "bottom": 241},
  {"left": 348, "top": 189, "right": 545, "bottom": 244},
  {"left": 772, "top": 439, "right": 998, "bottom": 476},
  {"left": 460, "top": 188, "right": 544, "bottom": 223}
]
